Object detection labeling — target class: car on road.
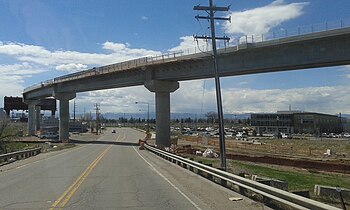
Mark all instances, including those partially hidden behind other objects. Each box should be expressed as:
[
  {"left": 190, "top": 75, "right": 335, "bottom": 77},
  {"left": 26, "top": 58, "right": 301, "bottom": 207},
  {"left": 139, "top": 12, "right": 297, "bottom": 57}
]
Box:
[
  {"left": 40, "top": 132, "right": 59, "bottom": 139},
  {"left": 112, "top": 129, "right": 116, "bottom": 133},
  {"left": 343, "top": 133, "right": 350, "bottom": 138}
]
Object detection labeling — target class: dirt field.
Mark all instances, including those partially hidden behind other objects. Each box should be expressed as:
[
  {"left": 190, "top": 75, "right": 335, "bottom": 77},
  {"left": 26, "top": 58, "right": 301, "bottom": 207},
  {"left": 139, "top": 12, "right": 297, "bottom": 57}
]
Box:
[{"left": 179, "top": 135, "right": 350, "bottom": 161}]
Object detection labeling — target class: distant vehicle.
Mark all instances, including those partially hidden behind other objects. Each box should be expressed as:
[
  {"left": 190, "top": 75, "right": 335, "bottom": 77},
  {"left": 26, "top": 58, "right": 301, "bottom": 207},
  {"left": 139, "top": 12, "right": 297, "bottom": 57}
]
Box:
[
  {"left": 40, "top": 132, "right": 59, "bottom": 139},
  {"left": 343, "top": 133, "right": 350, "bottom": 138},
  {"left": 329, "top": 133, "right": 337, "bottom": 138},
  {"left": 8, "top": 157, "right": 16, "bottom": 163},
  {"left": 236, "top": 132, "right": 247, "bottom": 139},
  {"left": 281, "top": 133, "right": 290, "bottom": 139},
  {"left": 112, "top": 129, "right": 116, "bottom": 133}
]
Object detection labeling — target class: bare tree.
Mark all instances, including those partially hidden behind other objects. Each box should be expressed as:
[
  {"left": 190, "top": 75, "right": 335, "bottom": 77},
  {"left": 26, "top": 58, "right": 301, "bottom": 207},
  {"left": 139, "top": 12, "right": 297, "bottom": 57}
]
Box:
[
  {"left": 0, "top": 118, "right": 17, "bottom": 154},
  {"left": 205, "top": 112, "right": 218, "bottom": 124}
]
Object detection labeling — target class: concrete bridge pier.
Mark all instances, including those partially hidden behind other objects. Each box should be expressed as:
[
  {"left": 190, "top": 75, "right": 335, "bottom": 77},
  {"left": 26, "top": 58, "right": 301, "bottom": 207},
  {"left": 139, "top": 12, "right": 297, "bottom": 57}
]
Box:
[
  {"left": 54, "top": 93, "right": 76, "bottom": 142},
  {"left": 145, "top": 80, "right": 179, "bottom": 147},
  {"left": 35, "top": 105, "right": 41, "bottom": 131},
  {"left": 24, "top": 100, "right": 41, "bottom": 136}
]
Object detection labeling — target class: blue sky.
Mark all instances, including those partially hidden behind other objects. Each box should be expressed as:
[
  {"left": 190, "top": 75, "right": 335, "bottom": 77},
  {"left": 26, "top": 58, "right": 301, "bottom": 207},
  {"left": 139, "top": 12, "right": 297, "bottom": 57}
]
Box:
[{"left": 0, "top": 0, "right": 350, "bottom": 115}]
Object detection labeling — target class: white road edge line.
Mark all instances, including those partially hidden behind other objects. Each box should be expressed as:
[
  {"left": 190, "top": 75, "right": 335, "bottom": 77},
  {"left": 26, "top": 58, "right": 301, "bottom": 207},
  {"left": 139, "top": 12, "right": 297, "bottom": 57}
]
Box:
[{"left": 133, "top": 146, "right": 202, "bottom": 210}]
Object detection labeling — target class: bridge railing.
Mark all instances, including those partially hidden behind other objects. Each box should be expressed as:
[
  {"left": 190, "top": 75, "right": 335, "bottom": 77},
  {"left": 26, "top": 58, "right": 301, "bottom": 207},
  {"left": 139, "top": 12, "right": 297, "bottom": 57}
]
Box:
[
  {"left": 23, "top": 18, "right": 350, "bottom": 93},
  {"left": 240, "top": 18, "right": 350, "bottom": 44}
]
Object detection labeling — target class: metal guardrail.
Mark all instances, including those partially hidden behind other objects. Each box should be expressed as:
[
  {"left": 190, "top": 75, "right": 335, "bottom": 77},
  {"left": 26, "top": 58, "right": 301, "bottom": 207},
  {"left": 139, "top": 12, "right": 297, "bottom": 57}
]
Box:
[
  {"left": 144, "top": 143, "right": 341, "bottom": 210},
  {"left": 0, "top": 148, "right": 41, "bottom": 163},
  {"left": 23, "top": 18, "right": 350, "bottom": 94}
]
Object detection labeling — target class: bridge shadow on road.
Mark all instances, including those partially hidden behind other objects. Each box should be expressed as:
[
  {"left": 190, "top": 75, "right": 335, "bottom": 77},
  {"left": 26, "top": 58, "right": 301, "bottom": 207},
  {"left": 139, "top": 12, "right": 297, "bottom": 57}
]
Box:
[{"left": 69, "top": 139, "right": 138, "bottom": 146}]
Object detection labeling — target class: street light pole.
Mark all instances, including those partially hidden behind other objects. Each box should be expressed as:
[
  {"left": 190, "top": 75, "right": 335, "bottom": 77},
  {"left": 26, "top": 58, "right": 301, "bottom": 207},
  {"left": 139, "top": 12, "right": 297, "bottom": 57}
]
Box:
[
  {"left": 147, "top": 103, "right": 150, "bottom": 133},
  {"left": 135, "top": 101, "right": 150, "bottom": 134}
]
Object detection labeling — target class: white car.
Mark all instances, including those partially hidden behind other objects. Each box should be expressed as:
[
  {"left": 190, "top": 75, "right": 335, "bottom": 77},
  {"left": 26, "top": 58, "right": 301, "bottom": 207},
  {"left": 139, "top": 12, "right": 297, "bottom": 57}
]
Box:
[
  {"left": 343, "top": 133, "right": 350, "bottom": 138},
  {"left": 40, "top": 132, "right": 59, "bottom": 139},
  {"left": 281, "top": 133, "right": 290, "bottom": 139}
]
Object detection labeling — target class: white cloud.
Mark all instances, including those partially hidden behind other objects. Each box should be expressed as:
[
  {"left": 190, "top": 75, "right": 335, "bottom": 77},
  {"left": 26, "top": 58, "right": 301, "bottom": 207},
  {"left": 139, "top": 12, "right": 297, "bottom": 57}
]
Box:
[
  {"left": 55, "top": 63, "right": 88, "bottom": 73},
  {"left": 223, "top": 0, "right": 308, "bottom": 36},
  {"left": 102, "top": 41, "right": 160, "bottom": 57},
  {"left": 168, "top": 36, "right": 211, "bottom": 53},
  {"left": 0, "top": 63, "right": 45, "bottom": 105},
  {"left": 141, "top": 16, "right": 148, "bottom": 20},
  {"left": 0, "top": 63, "right": 46, "bottom": 76},
  {"left": 71, "top": 79, "right": 350, "bottom": 116},
  {"left": 76, "top": 87, "right": 153, "bottom": 113},
  {"left": 171, "top": 81, "right": 350, "bottom": 114},
  {"left": 345, "top": 65, "right": 350, "bottom": 78},
  {"left": 0, "top": 41, "right": 161, "bottom": 69},
  {"left": 0, "top": 40, "right": 162, "bottom": 107}
]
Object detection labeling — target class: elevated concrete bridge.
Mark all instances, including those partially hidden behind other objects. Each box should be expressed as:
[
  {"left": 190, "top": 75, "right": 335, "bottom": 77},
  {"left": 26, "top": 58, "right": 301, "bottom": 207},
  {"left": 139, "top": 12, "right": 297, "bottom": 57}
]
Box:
[{"left": 23, "top": 27, "right": 350, "bottom": 146}]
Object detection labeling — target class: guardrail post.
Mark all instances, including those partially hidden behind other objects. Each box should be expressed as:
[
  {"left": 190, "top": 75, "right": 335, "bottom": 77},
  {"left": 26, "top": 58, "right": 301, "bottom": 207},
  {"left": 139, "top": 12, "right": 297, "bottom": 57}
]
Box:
[{"left": 221, "top": 178, "right": 227, "bottom": 188}]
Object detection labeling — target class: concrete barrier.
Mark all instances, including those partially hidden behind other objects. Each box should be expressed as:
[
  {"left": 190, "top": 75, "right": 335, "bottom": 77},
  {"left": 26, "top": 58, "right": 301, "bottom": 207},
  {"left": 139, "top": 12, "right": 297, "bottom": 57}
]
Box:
[
  {"left": 252, "top": 175, "right": 289, "bottom": 191},
  {"left": 0, "top": 148, "right": 41, "bottom": 164},
  {"left": 314, "top": 185, "right": 350, "bottom": 202}
]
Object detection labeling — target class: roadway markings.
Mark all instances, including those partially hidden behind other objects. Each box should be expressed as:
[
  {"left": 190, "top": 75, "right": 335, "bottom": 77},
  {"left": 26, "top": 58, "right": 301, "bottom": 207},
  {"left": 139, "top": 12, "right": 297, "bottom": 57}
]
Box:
[
  {"left": 49, "top": 145, "right": 112, "bottom": 210},
  {"left": 115, "top": 132, "right": 126, "bottom": 142},
  {"left": 133, "top": 147, "right": 202, "bottom": 210},
  {"left": 3, "top": 144, "right": 89, "bottom": 172}
]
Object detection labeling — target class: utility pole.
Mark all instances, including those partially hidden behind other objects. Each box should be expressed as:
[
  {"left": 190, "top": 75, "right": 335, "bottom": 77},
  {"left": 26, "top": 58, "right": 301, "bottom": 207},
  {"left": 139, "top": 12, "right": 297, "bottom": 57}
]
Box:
[
  {"left": 73, "top": 100, "right": 76, "bottom": 122},
  {"left": 94, "top": 103, "right": 100, "bottom": 135},
  {"left": 194, "top": 0, "right": 230, "bottom": 170}
]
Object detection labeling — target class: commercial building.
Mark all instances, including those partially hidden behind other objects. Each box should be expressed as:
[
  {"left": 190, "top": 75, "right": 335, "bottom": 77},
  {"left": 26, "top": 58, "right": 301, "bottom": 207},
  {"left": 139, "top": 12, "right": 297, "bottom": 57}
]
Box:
[
  {"left": 251, "top": 111, "right": 343, "bottom": 135},
  {"left": 41, "top": 117, "right": 88, "bottom": 134}
]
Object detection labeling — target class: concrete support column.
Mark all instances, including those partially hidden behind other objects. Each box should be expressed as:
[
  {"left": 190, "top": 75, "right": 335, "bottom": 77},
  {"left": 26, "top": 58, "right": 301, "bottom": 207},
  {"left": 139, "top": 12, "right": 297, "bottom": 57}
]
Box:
[
  {"left": 51, "top": 109, "right": 56, "bottom": 117},
  {"left": 35, "top": 105, "right": 41, "bottom": 131},
  {"left": 54, "top": 92, "right": 76, "bottom": 142},
  {"left": 24, "top": 100, "right": 40, "bottom": 136},
  {"left": 145, "top": 80, "right": 179, "bottom": 147}
]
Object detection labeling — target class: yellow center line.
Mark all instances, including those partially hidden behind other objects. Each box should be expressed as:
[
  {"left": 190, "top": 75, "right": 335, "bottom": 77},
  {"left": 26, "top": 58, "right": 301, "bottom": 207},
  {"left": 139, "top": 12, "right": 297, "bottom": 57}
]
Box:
[{"left": 49, "top": 145, "right": 112, "bottom": 210}]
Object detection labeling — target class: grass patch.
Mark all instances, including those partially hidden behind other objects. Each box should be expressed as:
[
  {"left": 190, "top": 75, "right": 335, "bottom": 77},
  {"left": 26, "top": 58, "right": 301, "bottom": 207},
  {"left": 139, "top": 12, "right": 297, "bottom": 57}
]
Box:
[
  {"left": 0, "top": 142, "right": 38, "bottom": 154},
  {"left": 229, "top": 160, "right": 350, "bottom": 192}
]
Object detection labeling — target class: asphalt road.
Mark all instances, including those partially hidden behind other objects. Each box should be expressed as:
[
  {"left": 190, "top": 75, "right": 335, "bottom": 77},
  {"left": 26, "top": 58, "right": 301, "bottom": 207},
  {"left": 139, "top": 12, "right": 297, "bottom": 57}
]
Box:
[{"left": 0, "top": 128, "right": 270, "bottom": 210}]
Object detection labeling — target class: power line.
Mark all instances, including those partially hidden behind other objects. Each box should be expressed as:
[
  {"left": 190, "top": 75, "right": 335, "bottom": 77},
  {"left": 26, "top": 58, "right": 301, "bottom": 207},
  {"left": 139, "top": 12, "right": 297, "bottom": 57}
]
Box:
[{"left": 193, "top": 0, "right": 231, "bottom": 171}]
